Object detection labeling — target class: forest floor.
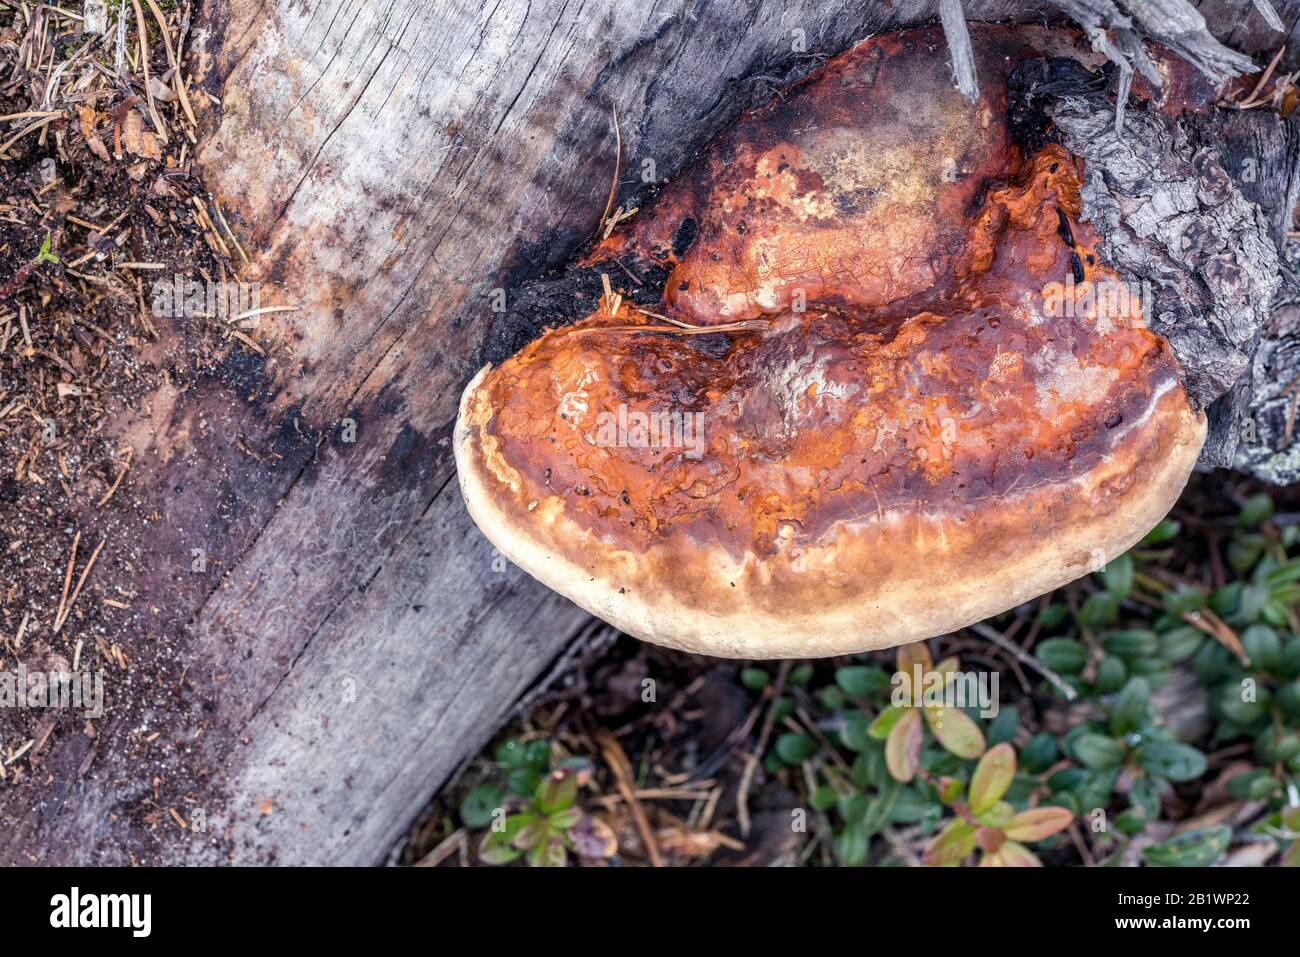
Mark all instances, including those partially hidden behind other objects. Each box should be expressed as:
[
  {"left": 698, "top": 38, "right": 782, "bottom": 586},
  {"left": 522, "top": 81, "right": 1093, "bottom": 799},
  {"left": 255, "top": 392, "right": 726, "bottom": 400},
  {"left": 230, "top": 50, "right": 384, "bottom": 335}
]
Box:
[{"left": 0, "top": 2, "right": 258, "bottom": 859}]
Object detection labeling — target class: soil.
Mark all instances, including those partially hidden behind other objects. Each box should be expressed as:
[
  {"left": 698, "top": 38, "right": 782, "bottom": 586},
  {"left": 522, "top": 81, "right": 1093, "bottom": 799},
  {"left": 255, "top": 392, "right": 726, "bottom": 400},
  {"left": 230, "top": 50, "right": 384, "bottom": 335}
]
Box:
[{"left": 0, "top": 1, "right": 249, "bottom": 862}]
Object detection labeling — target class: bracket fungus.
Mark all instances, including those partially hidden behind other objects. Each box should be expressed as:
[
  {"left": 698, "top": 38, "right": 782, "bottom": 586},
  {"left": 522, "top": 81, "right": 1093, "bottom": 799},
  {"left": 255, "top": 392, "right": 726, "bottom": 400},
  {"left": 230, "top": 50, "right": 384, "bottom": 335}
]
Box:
[{"left": 455, "top": 25, "right": 1212, "bottom": 658}]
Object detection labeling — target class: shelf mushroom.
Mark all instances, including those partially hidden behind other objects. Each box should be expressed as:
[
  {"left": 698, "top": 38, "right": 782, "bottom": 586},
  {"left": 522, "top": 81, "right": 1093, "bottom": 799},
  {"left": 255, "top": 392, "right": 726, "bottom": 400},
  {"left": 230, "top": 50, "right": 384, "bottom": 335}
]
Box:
[{"left": 455, "top": 25, "right": 1207, "bottom": 658}]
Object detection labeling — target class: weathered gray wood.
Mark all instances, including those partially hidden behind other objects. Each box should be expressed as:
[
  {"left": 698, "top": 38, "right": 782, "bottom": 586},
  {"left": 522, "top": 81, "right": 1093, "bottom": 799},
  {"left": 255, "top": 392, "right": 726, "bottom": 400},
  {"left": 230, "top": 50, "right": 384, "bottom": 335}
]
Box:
[{"left": 6, "top": 0, "right": 1298, "bottom": 866}]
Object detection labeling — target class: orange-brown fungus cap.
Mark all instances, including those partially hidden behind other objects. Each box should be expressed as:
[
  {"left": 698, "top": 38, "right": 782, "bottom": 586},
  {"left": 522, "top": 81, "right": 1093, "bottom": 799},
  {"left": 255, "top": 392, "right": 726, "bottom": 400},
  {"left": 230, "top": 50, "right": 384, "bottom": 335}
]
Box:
[{"left": 455, "top": 25, "right": 1207, "bottom": 658}]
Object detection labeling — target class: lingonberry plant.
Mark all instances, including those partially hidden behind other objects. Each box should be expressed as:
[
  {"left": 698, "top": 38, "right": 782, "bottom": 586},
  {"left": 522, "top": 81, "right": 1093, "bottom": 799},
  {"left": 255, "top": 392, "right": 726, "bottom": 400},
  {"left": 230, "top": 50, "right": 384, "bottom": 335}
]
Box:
[{"left": 464, "top": 738, "right": 617, "bottom": 867}]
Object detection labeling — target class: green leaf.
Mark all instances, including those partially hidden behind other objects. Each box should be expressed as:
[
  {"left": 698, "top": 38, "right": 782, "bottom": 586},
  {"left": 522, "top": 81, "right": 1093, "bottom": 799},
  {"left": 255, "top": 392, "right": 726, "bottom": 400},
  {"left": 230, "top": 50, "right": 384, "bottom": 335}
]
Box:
[
  {"left": 459, "top": 784, "right": 504, "bottom": 829},
  {"left": 1241, "top": 624, "right": 1281, "bottom": 672},
  {"left": 838, "top": 793, "right": 870, "bottom": 823},
  {"left": 528, "top": 837, "right": 568, "bottom": 868},
  {"left": 34, "top": 232, "right": 59, "bottom": 266},
  {"left": 888, "top": 788, "right": 932, "bottom": 825},
  {"left": 986, "top": 705, "right": 1019, "bottom": 747},
  {"left": 1211, "top": 581, "right": 1243, "bottom": 616},
  {"left": 936, "top": 776, "right": 965, "bottom": 804},
  {"left": 479, "top": 814, "right": 532, "bottom": 865},
  {"left": 1228, "top": 539, "right": 1264, "bottom": 575},
  {"left": 1079, "top": 592, "right": 1120, "bottom": 627},
  {"left": 1238, "top": 493, "right": 1274, "bottom": 529},
  {"left": 1115, "top": 808, "right": 1148, "bottom": 836},
  {"left": 1048, "top": 765, "right": 1087, "bottom": 792},
  {"left": 1037, "top": 638, "right": 1088, "bottom": 675},
  {"left": 1258, "top": 727, "right": 1300, "bottom": 763},
  {"left": 495, "top": 737, "right": 530, "bottom": 768},
  {"left": 1108, "top": 677, "right": 1151, "bottom": 736},
  {"left": 924, "top": 818, "right": 978, "bottom": 866},
  {"left": 1237, "top": 583, "right": 1270, "bottom": 622},
  {"left": 775, "top": 732, "right": 818, "bottom": 765},
  {"left": 534, "top": 768, "right": 578, "bottom": 815},
  {"left": 885, "top": 709, "right": 923, "bottom": 783},
  {"left": 1225, "top": 769, "right": 1274, "bottom": 800},
  {"left": 1126, "top": 658, "right": 1170, "bottom": 688},
  {"left": 1050, "top": 791, "right": 1081, "bottom": 816},
  {"left": 862, "top": 780, "right": 900, "bottom": 836},
  {"left": 923, "top": 705, "right": 986, "bottom": 760},
  {"left": 1139, "top": 519, "right": 1181, "bottom": 546},
  {"left": 1038, "top": 602, "right": 1071, "bottom": 629},
  {"left": 1158, "top": 626, "right": 1204, "bottom": 664},
  {"left": 1126, "top": 778, "right": 1159, "bottom": 820},
  {"left": 772, "top": 696, "right": 796, "bottom": 723},
  {"left": 1103, "top": 630, "right": 1159, "bottom": 661},
  {"left": 1162, "top": 586, "right": 1207, "bottom": 617},
  {"left": 1080, "top": 767, "right": 1122, "bottom": 810},
  {"left": 506, "top": 768, "right": 542, "bottom": 796},
  {"left": 868, "top": 704, "right": 906, "bottom": 740},
  {"left": 850, "top": 753, "right": 874, "bottom": 790},
  {"left": 1246, "top": 773, "right": 1280, "bottom": 801},
  {"left": 819, "top": 685, "right": 847, "bottom": 710},
  {"left": 1021, "top": 733, "right": 1060, "bottom": 773},
  {"left": 1072, "top": 733, "right": 1127, "bottom": 770},
  {"left": 836, "top": 665, "right": 890, "bottom": 697},
  {"left": 788, "top": 663, "right": 815, "bottom": 687},
  {"left": 739, "top": 667, "right": 770, "bottom": 691},
  {"left": 1280, "top": 679, "right": 1300, "bottom": 714},
  {"left": 1272, "top": 582, "right": 1300, "bottom": 606},
  {"left": 968, "top": 742, "right": 1016, "bottom": 814},
  {"left": 839, "top": 714, "right": 872, "bottom": 753},
  {"left": 523, "top": 740, "right": 552, "bottom": 771},
  {"left": 1137, "top": 741, "right": 1206, "bottom": 782},
  {"left": 1266, "top": 558, "right": 1300, "bottom": 588},
  {"left": 1098, "top": 553, "right": 1135, "bottom": 598},
  {"left": 1095, "top": 655, "right": 1128, "bottom": 694},
  {"left": 810, "top": 785, "right": 840, "bottom": 812},
  {"left": 1143, "top": 826, "right": 1232, "bottom": 867},
  {"left": 835, "top": 822, "right": 870, "bottom": 866},
  {"left": 548, "top": 807, "right": 582, "bottom": 830},
  {"left": 1219, "top": 682, "right": 1271, "bottom": 727},
  {"left": 1262, "top": 599, "right": 1290, "bottom": 628}
]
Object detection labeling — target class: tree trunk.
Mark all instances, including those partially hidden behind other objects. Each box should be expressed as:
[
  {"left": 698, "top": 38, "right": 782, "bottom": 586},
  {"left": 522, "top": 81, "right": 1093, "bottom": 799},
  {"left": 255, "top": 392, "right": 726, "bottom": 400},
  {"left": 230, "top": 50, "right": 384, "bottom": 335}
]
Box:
[{"left": 5, "top": 0, "right": 1298, "bottom": 865}]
